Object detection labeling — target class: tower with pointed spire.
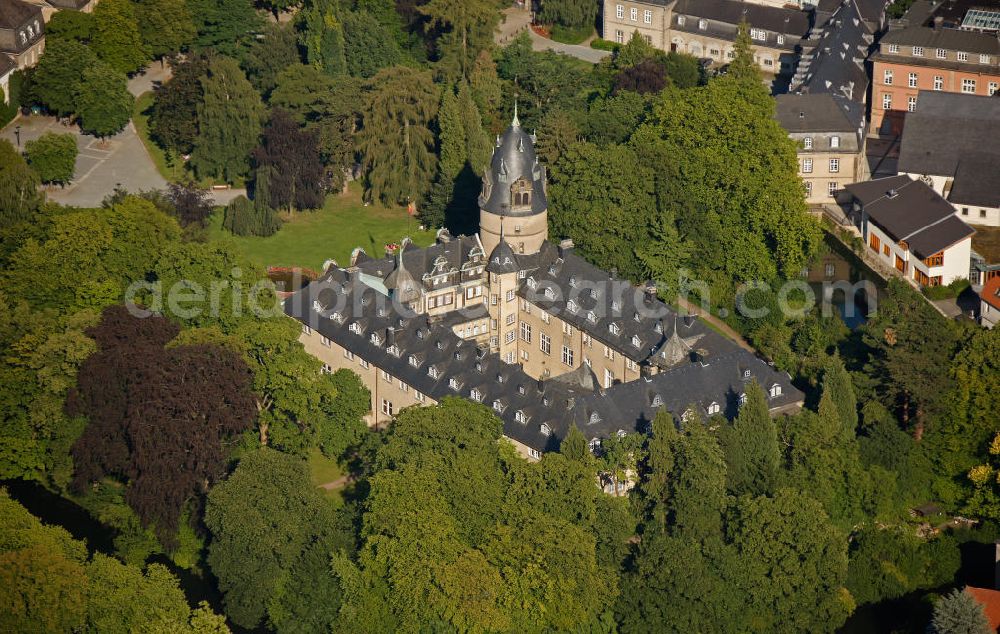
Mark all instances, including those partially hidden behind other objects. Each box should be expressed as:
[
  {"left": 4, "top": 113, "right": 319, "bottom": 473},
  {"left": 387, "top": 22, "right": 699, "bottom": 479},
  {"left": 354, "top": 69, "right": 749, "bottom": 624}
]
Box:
[{"left": 478, "top": 105, "right": 549, "bottom": 257}]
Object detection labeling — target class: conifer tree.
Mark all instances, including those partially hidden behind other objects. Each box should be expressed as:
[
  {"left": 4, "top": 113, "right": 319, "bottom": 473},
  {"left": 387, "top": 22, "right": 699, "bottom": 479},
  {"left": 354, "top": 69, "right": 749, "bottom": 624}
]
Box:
[
  {"left": 359, "top": 66, "right": 438, "bottom": 205},
  {"left": 470, "top": 50, "right": 502, "bottom": 131},
  {"left": 457, "top": 80, "right": 491, "bottom": 175},
  {"left": 670, "top": 412, "right": 727, "bottom": 539},
  {"left": 437, "top": 85, "right": 466, "bottom": 181},
  {"left": 560, "top": 425, "right": 589, "bottom": 462},
  {"left": 642, "top": 409, "right": 679, "bottom": 523},
  {"left": 301, "top": 3, "right": 348, "bottom": 77},
  {"left": 822, "top": 355, "right": 858, "bottom": 442},
  {"left": 930, "top": 589, "right": 992, "bottom": 634},
  {"left": 191, "top": 57, "right": 264, "bottom": 183},
  {"left": 418, "top": 0, "right": 500, "bottom": 79},
  {"left": 729, "top": 22, "right": 761, "bottom": 85},
  {"left": 725, "top": 381, "right": 781, "bottom": 496}
]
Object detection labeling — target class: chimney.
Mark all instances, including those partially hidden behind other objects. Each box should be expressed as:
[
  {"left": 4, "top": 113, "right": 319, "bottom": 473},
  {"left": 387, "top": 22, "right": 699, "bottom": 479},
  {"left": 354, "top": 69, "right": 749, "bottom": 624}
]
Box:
[
  {"left": 693, "top": 348, "right": 709, "bottom": 365},
  {"left": 640, "top": 364, "right": 653, "bottom": 381},
  {"left": 644, "top": 280, "right": 658, "bottom": 299},
  {"left": 886, "top": 188, "right": 899, "bottom": 199},
  {"left": 933, "top": 16, "right": 944, "bottom": 30},
  {"left": 558, "top": 238, "right": 574, "bottom": 258}
]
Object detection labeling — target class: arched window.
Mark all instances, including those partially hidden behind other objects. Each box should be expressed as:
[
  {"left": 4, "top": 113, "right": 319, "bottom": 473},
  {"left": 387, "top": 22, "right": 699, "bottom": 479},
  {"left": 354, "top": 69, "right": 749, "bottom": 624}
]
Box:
[{"left": 511, "top": 178, "right": 533, "bottom": 207}]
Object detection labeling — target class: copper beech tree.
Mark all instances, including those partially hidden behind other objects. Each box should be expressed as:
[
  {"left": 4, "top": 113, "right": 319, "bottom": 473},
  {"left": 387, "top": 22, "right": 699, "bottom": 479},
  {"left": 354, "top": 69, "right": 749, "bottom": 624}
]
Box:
[{"left": 68, "top": 305, "right": 256, "bottom": 547}]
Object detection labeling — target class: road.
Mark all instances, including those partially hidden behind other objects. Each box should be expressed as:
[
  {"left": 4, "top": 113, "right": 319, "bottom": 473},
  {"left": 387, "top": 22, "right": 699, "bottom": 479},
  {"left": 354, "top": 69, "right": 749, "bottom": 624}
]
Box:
[{"left": 0, "top": 63, "right": 244, "bottom": 208}]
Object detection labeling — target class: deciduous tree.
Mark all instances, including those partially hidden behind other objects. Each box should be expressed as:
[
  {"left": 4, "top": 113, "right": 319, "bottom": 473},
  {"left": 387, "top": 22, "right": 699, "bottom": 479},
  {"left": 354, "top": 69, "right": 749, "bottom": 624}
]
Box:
[
  {"left": 253, "top": 108, "right": 325, "bottom": 211},
  {"left": 0, "top": 140, "right": 43, "bottom": 226},
  {"left": 74, "top": 62, "right": 134, "bottom": 139},
  {"left": 134, "top": 0, "right": 196, "bottom": 60},
  {"left": 68, "top": 306, "right": 256, "bottom": 547},
  {"left": 91, "top": 0, "right": 149, "bottom": 75},
  {"left": 30, "top": 39, "right": 98, "bottom": 116},
  {"left": 24, "top": 132, "right": 78, "bottom": 186},
  {"left": 151, "top": 53, "right": 209, "bottom": 155},
  {"left": 418, "top": 0, "right": 499, "bottom": 79}
]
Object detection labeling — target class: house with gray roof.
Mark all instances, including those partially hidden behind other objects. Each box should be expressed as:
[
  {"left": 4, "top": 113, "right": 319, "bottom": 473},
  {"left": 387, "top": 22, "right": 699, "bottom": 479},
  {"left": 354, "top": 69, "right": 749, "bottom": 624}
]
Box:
[
  {"left": 844, "top": 175, "right": 975, "bottom": 286},
  {"left": 285, "top": 114, "right": 803, "bottom": 461},
  {"left": 0, "top": 0, "right": 44, "bottom": 69},
  {"left": 898, "top": 90, "right": 1000, "bottom": 227}
]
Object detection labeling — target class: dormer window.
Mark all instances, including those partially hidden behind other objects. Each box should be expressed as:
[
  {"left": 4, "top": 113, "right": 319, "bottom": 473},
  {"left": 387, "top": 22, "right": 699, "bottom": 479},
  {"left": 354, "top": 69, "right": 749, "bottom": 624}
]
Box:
[
  {"left": 769, "top": 383, "right": 782, "bottom": 398},
  {"left": 544, "top": 287, "right": 555, "bottom": 300},
  {"left": 654, "top": 322, "right": 662, "bottom": 333},
  {"left": 569, "top": 276, "right": 578, "bottom": 287},
  {"left": 567, "top": 300, "right": 579, "bottom": 313},
  {"left": 470, "top": 388, "right": 483, "bottom": 402},
  {"left": 708, "top": 402, "right": 721, "bottom": 415},
  {"left": 330, "top": 311, "right": 344, "bottom": 323},
  {"left": 651, "top": 394, "right": 663, "bottom": 407},
  {"left": 496, "top": 373, "right": 505, "bottom": 384},
  {"left": 739, "top": 393, "right": 747, "bottom": 406},
  {"left": 587, "top": 311, "right": 597, "bottom": 323},
  {"left": 611, "top": 300, "right": 621, "bottom": 312},
  {"left": 428, "top": 366, "right": 440, "bottom": 379},
  {"left": 493, "top": 399, "right": 505, "bottom": 413},
  {"left": 631, "top": 335, "right": 642, "bottom": 348},
  {"left": 609, "top": 323, "right": 620, "bottom": 336},
  {"left": 449, "top": 378, "right": 460, "bottom": 391},
  {"left": 517, "top": 384, "right": 526, "bottom": 395},
  {"left": 409, "top": 355, "right": 420, "bottom": 367},
  {"left": 515, "top": 410, "right": 527, "bottom": 423},
  {"left": 634, "top": 312, "right": 640, "bottom": 322},
  {"left": 589, "top": 438, "right": 601, "bottom": 452},
  {"left": 511, "top": 178, "right": 533, "bottom": 207},
  {"left": 540, "top": 423, "right": 552, "bottom": 436},
  {"left": 589, "top": 412, "right": 602, "bottom": 425},
  {"left": 370, "top": 333, "right": 382, "bottom": 346},
  {"left": 387, "top": 345, "right": 400, "bottom": 357},
  {"left": 527, "top": 277, "right": 537, "bottom": 289},
  {"left": 743, "top": 369, "right": 751, "bottom": 379},
  {"left": 349, "top": 322, "right": 362, "bottom": 335}
]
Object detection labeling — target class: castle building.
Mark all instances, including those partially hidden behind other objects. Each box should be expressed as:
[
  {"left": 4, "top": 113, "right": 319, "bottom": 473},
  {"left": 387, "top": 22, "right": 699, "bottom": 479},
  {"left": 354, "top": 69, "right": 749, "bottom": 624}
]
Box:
[{"left": 285, "top": 115, "right": 803, "bottom": 460}]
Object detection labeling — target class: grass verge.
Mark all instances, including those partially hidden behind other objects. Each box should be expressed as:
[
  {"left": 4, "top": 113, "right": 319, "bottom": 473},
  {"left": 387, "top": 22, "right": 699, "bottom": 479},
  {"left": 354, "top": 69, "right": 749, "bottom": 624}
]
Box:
[
  {"left": 549, "top": 24, "right": 594, "bottom": 45},
  {"left": 132, "top": 92, "right": 184, "bottom": 183},
  {"left": 308, "top": 448, "right": 345, "bottom": 504}
]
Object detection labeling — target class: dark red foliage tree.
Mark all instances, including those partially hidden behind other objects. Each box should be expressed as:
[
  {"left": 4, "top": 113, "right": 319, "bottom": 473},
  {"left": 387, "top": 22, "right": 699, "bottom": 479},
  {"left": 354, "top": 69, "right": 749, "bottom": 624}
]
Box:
[
  {"left": 166, "top": 181, "right": 214, "bottom": 228},
  {"left": 252, "top": 108, "right": 326, "bottom": 211},
  {"left": 68, "top": 305, "right": 256, "bottom": 548},
  {"left": 613, "top": 59, "right": 667, "bottom": 95}
]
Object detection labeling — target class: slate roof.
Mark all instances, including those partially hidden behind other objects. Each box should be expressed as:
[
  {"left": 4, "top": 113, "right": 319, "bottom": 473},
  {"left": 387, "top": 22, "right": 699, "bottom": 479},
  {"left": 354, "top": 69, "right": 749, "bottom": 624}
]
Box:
[
  {"left": 672, "top": 0, "right": 812, "bottom": 36},
  {"left": 791, "top": 0, "right": 873, "bottom": 104},
  {"left": 353, "top": 234, "right": 488, "bottom": 291},
  {"left": 775, "top": 92, "right": 865, "bottom": 135},
  {"left": 898, "top": 92, "right": 1000, "bottom": 209},
  {"left": 949, "top": 153, "right": 1000, "bottom": 209},
  {"left": 0, "top": 0, "right": 39, "bottom": 30},
  {"left": 0, "top": 53, "right": 15, "bottom": 78},
  {"left": 285, "top": 242, "right": 803, "bottom": 454},
  {"left": 880, "top": 23, "right": 1000, "bottom": 55},
  {"left": 817, "top": 0, "right": 889, "bottom": 27},
  {"left": 845, "top": 175, "right": 976, "bottom": 258},
  {"left": 479, "top": 117, "right": 548, "bottom": 217}
]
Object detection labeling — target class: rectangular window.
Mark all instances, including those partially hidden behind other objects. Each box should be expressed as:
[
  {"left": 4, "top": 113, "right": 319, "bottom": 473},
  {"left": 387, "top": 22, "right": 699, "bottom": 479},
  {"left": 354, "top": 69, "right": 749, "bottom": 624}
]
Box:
[
  {"left": 698, "top": 18, "right": 708, "bottom": 30},
  {"left": 934, "top": 76, "right": 943, "bottom": 90},
  {"left": 803, "top": 137, "right": 813, "bottom": 150},
  {"left": 604, "top": 346, "right": 615, "bottom": 361},
  {"left": 804, "top": 181, "right": 812, "bottom": 196},
  {"left": 321, "top": 363, "right": 332, "bottom": 375},
  {"left": 882, "top": 93, "right": 892, "bottom": 110},
  {"left": 830, "top": 136, "right": 840, "bottom": 149},
  {"left": 677, "top": 15, "right": 686, "bottom": 26},
  {"left": 616, "top": 4, "right": 623, "bottom": 18},
  {"left": 883, "top": 69, "right": 893, "bottom": 85},
  {"left": 505, "top": 313, "right": 515, "bottom": 326},
  {"left": 750, "top": 28, "right": 766, "bottom": 41},
  {"left": 344, "top": 350, "right": 355, "bottom": 360},
  {"left": 630, "top": 7, "right": 637, "bottom": 20},
  {"left": 562, "top": 322, "right": 573, "bottom": 336},
  {"left": 776, "top": 34, "right": 785, "bottom": 45},
  {"left": 887, "top": 43, "right": 899, "bottom": 53},
  {"left": 520, "top": 321, "right": 532, "bottom": 343},
  {"left": 958, "top": 51, "right": 968, "bottom": 61},
  {"left": 644, "top": 9, "right": 652, "bottom": 23},
  {"left": 828, "top": 182, "right": 838, "bottom": 196},
  {"left": 302, "top": 324, "right": 313, "bottom": 335},
  {"left": 869, "top": 234, "right": 881, "bottom": 252},
  {"left": 506, "top": 289, "right": 515, "bottom": 302},
  {"left": 990, "top": 82, "right": 998, "bottom": 96},
  {"left": 540, "top": 333, "right": 551, "bottom": 355},
  {"left": 381, "top": 370, "right": 391, "bottom": 383},
  {"left": 582, "top": 332, "right": 592, "bottom": 347},
  {"left": 615, "top": 29, "right": 624, "bottom": 43},
  {"left": 981, "top": 54, "right": 991, "bottom": 63},
  {"left": 883, "top": 244, "right": 890, "bottom": 256},
  {"left": 829, "top": 158, "right": 840, "bottom": 173},
  {"left": 415, "top": 391, "right": 425, "bottom": 402},
  {"left": 320, "top": 335, "right": 331, "bottom": 347},
  {"left": 908, "top": 72, "right": 918, "bottom": 88},
  {"left": 802, "top": 158, "right": 813, "bottom": 173},
  {"left": 913, "top": 46, "right": 924, "bottom": 56},
  {"left": 398, "top": 380, "right": 408, "bottom": 393},
  {"left": 505, "top": 351, "right": 515, "bottom": 364},
  {"left": 465, "top": 286, "right": 482, "bottom": 300},
  {"left": 540, "top": 311, "right": 550, "bottom": 324},
  {"left": 907, "top": 95, "right": 917, "bottom": 112},
  {"left": 521, "top": 350, "right": 529, "bottom": 361},
  {"left": 604, "top": 368, "right": 614, "bottom": 389},
  {"left": 963, "top": 78, "right": 977, "bottom": 93},
  {"left": 561, "top": 346, "right": 574, "bottom": 366},
  {"left": 505, "top": 330, "right": 516, "bottom": 344},
  {"left": 358, "top": 359, "right": 369, "bottom": 369},
  {"left": 936, "top": 48, "right": 947, "bottom": 59},
  {"left": 381, "top": 399, "right": 393, "bottom": 416}
]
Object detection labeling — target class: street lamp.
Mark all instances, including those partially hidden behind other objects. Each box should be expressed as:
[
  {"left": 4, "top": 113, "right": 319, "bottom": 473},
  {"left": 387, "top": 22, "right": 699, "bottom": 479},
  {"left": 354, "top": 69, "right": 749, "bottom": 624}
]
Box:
[{"left": 14, "top": 125, "right": 21, "bottom": 149}]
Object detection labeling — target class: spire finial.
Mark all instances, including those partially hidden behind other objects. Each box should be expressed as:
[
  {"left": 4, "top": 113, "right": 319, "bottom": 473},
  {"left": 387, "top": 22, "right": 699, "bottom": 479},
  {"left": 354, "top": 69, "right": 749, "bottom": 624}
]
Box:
[{"left": 512, "top": 100, "right": 520, "bottom": 128}]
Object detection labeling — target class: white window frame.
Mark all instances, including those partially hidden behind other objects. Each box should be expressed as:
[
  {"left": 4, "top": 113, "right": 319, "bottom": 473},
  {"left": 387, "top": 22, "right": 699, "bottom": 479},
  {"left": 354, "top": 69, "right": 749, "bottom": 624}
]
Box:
[
  {"left": 643, "top": 9, "right": 652, "bottom": 23},
  {"left": 803, "top": 137, "right": 813, "bottom": 150},
  {"left": 936, "top": 48, "right": 947, "bottom": 59},
  {"left": 829, "top": 158, "right": 840, "bottom": 173},
  {"left": 883, "top": 69, "right": 893, "bottom": 85},
  {"left": 630, "top": 6, "right": 637, "bottom": 20},
  {"left": 381, "top": 399, "right": 394, "bottom": 417},
  {"left": 913, "top": 46, "right": 924, "bottom": 56},
  {"left": 908, "top": 72, "right": 918, "bottom": 88},
  {"left": 963, "top": 78, "right": 977, "bottom": 93},
  {"left": 934, "top": 75, "right": 943, "bottom": 90},
  {"left": 616, "top": 4, "right": 624, "bottom": 19},
  {"left": 561, "top": 345, "right": 574, "bottom": 366},
  {"left": 802, "top": 158, "right": 813, "bottom": 174}
]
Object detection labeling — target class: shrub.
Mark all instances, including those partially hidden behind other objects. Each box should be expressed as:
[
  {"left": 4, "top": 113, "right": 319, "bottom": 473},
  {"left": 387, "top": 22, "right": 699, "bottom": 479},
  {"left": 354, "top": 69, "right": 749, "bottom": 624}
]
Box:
[
  {"left": 590, "top": 38, "right": 619, "bottom": 52},
  {"left": 222, "top": 195, "right": 281, "bottom": 237}
]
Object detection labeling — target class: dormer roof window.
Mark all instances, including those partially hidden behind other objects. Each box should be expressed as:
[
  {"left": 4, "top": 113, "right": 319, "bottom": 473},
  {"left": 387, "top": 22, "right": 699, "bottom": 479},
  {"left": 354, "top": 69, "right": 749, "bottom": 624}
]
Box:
[
  {"left": 609, "top": 323, "right": 620, "bottom": 336},
  {"left": 493, "top": 399, "right": 505, "bottom": 413},
  {"left": 589, "top": 411, "right": 601, "bottom": 425},
  {"left": 449, "top": 377, "right": 461, "bottom": 391},
  {"left": 540, "top": 423, "right": 552, "bottom": 436},
  {"left": 409, "top": 355, "right": 420, "bottom": 367},
  {"left": 769, "top": 383, "right": 782, "bottom": 398},
  {"left": 708, "top": 402, "right": 721, "bottom": 415},
  {"left": 349, "top": 322, "right": 362, "bottom": 335},
  {"left": 428, "top": 366, "right": 440, "bottom": 379},
  {"left": 632, "top": 335, "right": 642, "bottom": 348},
  {"left": 515, "top": 410, "right": 528, "bottom": 423},
  {"left": 470, "top": 388, "right": 483, "bottom": 402}
]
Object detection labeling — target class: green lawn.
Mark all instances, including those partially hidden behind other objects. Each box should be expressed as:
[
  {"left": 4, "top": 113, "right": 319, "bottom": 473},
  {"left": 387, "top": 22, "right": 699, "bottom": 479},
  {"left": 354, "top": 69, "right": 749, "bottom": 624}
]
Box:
[
  {"left": 549, "top": 24, "right": 595, "bottom": 45},
  {"left": 308, "top": 448, "right": 345, "bottom": 503},
  {"left": 208, "top": 184, "right": 437, "bottom": 271}
]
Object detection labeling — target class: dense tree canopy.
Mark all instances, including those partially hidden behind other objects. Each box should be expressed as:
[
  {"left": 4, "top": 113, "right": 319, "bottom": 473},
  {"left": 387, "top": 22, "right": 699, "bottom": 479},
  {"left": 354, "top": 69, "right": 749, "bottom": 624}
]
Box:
[
  {"left": 24, "top": 132, "right": 78, "bottom": 186},
  {"left": 74, "top": 62, "right": 134, "bottom": 138},
  {"left": 68, "top": 305, "right": 256, "bottom": 547}
]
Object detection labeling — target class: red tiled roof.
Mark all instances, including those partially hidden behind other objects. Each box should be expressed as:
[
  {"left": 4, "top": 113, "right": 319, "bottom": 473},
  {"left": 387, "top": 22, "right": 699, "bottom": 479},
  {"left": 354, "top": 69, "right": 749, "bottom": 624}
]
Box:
[
  {"left": 982, "top": 277, "right": 1000, "bottom": 312},
  {"left": 965, "top": 586, "right": 1000, "bottom": 632}
]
